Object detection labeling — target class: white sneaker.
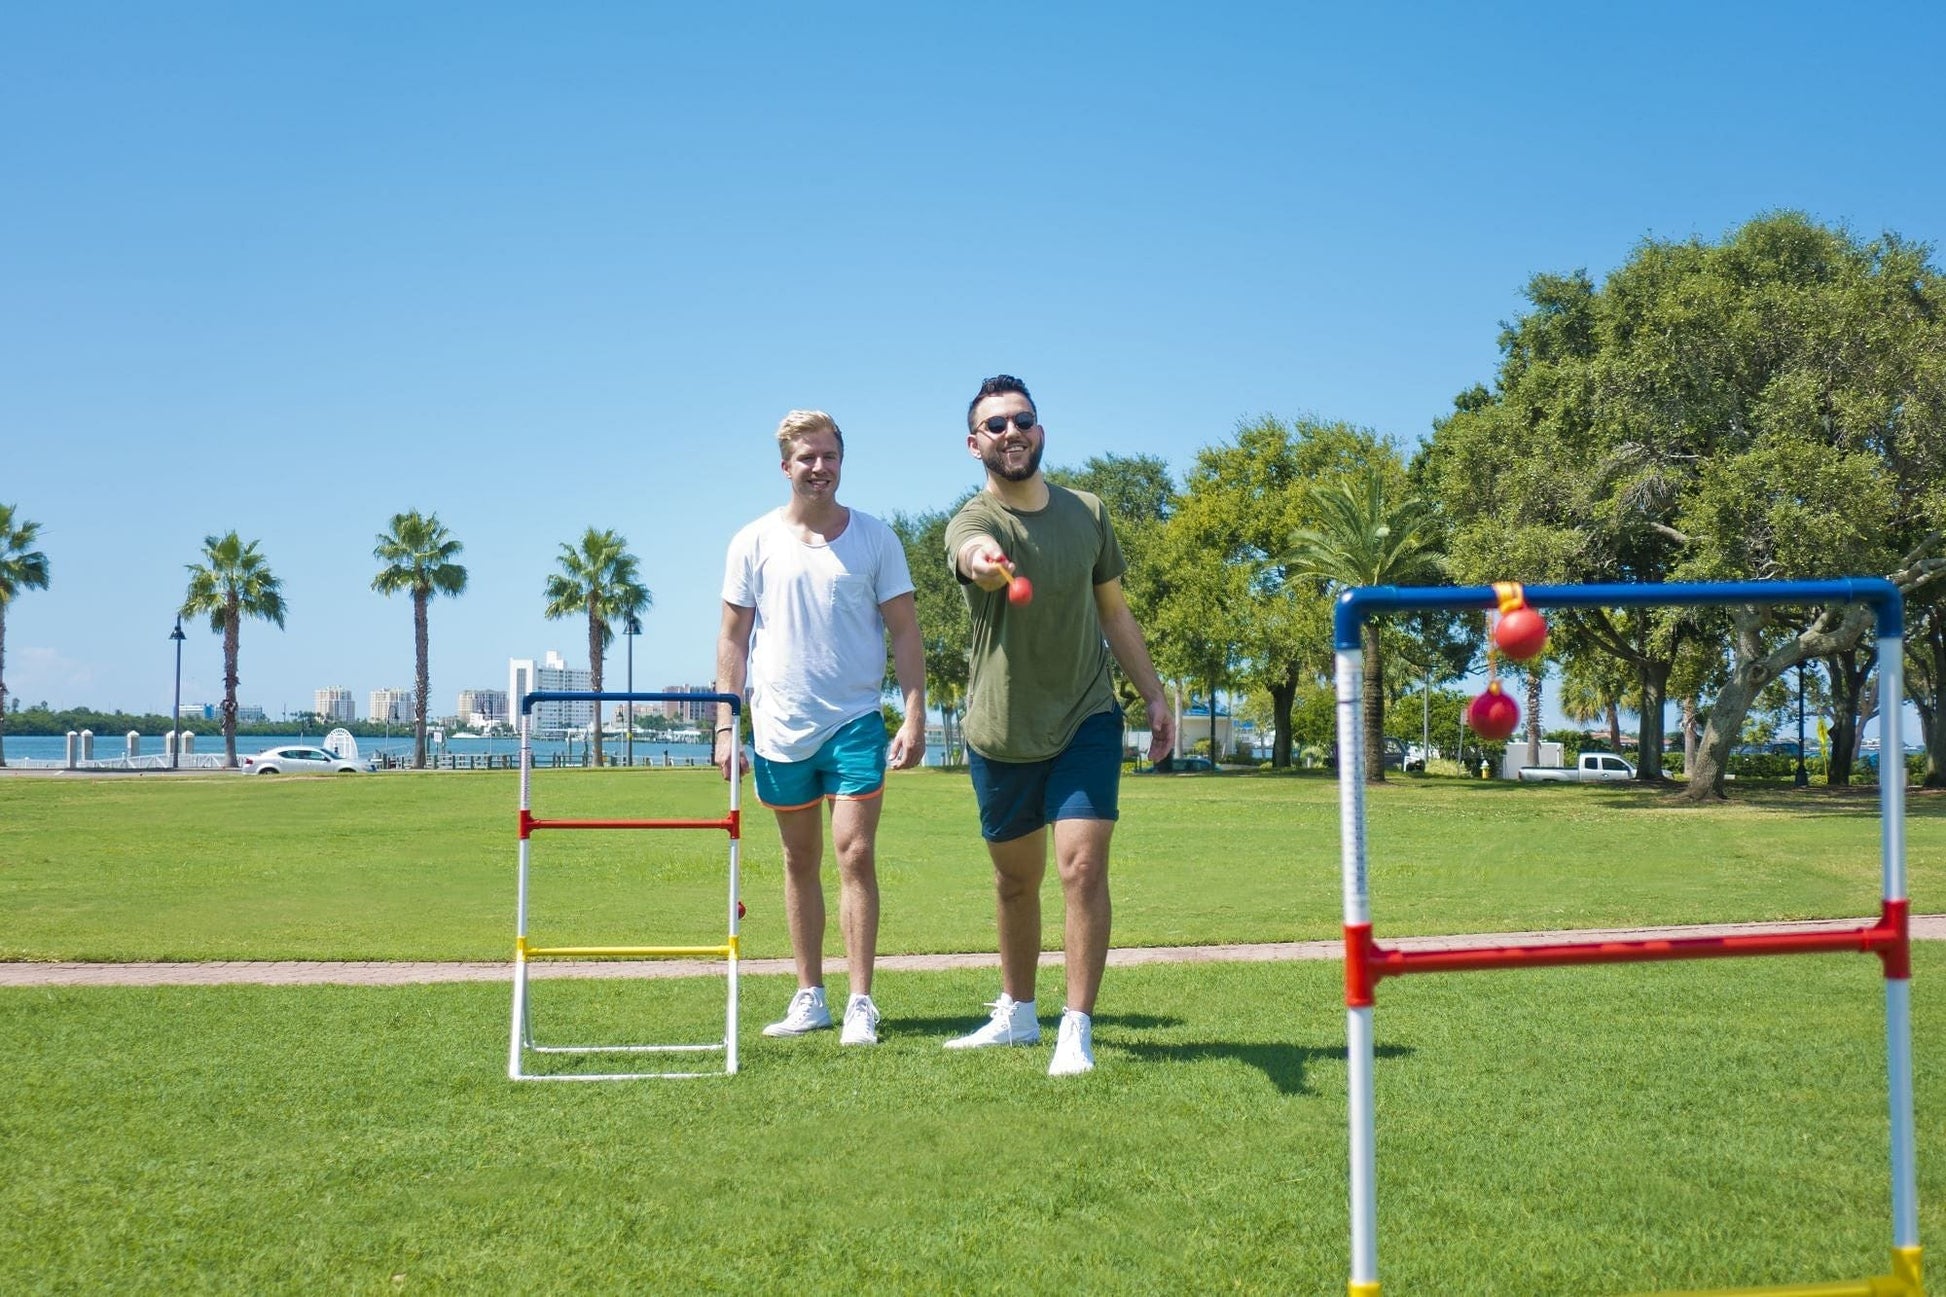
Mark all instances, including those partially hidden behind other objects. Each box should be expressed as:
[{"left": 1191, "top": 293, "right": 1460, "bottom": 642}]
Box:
[
  {"left": 943, "top": 994, "right": 1039, "bottom": 1049},
  {"left": 762, "top": 986, "right": 832, "bottom": 1037},
  {"left": 840, "top": 994, "right": 881, "bottom": 1046},
  {"left": 1048, "top": 1008, "right": 1095, "bottom": 1076}
]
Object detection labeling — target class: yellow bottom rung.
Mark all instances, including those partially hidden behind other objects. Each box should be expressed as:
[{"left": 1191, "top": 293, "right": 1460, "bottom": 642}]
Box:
[
  {"left": 521, "top": 942, "right": 735, "bottom": 959},
  {"left": 1643, "top": 1246, "right": 1922, "bottom": 1297}
]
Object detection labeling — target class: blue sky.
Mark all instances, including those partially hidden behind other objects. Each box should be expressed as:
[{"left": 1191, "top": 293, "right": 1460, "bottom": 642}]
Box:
[{"left": 5, "top": 2, "right": 1943, "bottom": 723}]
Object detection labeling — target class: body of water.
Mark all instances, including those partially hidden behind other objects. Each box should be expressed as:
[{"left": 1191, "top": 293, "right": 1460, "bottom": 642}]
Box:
[
  {"left": 0, "top": 731, "right": 958, "bottom": 768},
  {"left": 0, "top": 732, "right": 717, "bottom": 767}
]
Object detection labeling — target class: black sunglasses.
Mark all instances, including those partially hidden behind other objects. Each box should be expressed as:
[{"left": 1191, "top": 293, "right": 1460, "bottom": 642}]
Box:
[{"left": 978, "top": 411, "right": 1038, "bottom": 435}]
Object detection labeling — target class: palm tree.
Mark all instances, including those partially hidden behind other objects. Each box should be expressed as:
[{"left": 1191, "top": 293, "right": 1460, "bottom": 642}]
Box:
[
  {"left": 180, "top": 533, "right": 286, "bottom": 769},
  {"left": 0, "top": 504, "right": 52, "bottom": 767},
  {"left": 372, "top": 510, "right": 468, "bottom": 770},
  {"left": 1285, "top": 469, "right": 1443, "bottom": 782},
  {"left": 1559, "top": 654, "right": 1636, "bottom": 754},
  {"left": 543, "top": 528, "right": 650, "bottom": 766}
]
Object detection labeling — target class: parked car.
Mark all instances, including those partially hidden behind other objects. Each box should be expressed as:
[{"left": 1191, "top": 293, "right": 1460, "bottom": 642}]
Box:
[
  {"left": 1325, "top": 738, "right": 1409, "bottom": 771},
  {"left": 1145, "top": 754, "right": 1216, "bottom": 773},
  {"left": 239, "top": 745, "right": 370, "bottom": 775},
  {"left": 1516, "top": 753, "right": 1636, "bottom": 783}
]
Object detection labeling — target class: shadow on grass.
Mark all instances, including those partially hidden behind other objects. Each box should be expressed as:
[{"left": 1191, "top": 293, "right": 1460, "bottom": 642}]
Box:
[
  {"left": 1113, "top": 1037, "right": 1414, "bottom": 1096},
  {"left": 1439, "top": 778, "right": 1946, "bottom": 818},
  {"left": 895, "top": 1012, "right": 1187, "bottom": 1036}
]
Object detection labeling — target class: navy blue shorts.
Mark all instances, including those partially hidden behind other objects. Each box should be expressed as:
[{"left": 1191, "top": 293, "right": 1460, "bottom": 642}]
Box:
[{"left": 967, "top": 709, "right": 1123, "bottom": 843}]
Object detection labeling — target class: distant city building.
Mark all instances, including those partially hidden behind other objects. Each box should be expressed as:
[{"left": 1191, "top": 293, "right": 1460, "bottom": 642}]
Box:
[
  {"left": 658, "top": 684, "right": 718, "bottom": 722},
  {"left": 191, "top": 702, "right": 267, "bottom": 722},
  {"left": 457, "top": 689, "right": 508, "bottom": 729},
  {"left": 508, "top": 651, "right": 593, "bottom": 737},
  {"left": 314, "top": 687, "right": 356, "bottom": 722},
  {"left": 369, "top": 688, "right": 414, "bottom": 723}
]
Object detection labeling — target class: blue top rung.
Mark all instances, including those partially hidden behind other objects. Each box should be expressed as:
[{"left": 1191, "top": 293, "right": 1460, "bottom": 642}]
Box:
[
  {"left": 1333, "top": 578, "right": 1902, "bottom": 650},
  {"left": 521, "top": 689, "right": 741, "bottom": 716}
]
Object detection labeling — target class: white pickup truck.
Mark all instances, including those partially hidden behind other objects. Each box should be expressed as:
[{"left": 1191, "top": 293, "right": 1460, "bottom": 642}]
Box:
[{"left": 1517, "top": 752, "right": 1637, "bottom": 783}]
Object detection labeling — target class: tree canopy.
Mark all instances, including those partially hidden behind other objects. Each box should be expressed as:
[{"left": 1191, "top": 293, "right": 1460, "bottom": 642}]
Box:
[
  {"left": 1424, "top": 212, "right": 1946, "bottom": 795},
  {"left": 181, "top": 532, "right": 286, "bottom": 768},
  {"left": 372, "top": 510, "right": 468, "bottom": 769}
]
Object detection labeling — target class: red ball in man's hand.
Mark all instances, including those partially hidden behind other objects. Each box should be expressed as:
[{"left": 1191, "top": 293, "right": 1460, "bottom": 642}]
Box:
[
  {"left": 1466, "top": 681, "right": 1521, "bottom": 741},
  {"left": 1494, "top": 605, "right": 1548, "bottom": 661},
  {"left": 1008, "top": 575, "right": 1034, "bottom": 605}
]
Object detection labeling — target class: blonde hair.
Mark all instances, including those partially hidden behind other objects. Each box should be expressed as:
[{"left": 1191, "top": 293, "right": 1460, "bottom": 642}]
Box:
[{"left": 776, "top": 409, "right": 844, "bottom": 460}]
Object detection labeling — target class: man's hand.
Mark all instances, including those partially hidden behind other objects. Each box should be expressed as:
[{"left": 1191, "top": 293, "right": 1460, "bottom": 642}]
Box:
[
  {"left": 960, "top": 539, "right": 1015, "bottom": 593},
  {"left": 716, "top": 731, "right": 749, "bottom": 782},
  {"left": 888, "top": 717, "right": 926, "bottom": 771},
  {"left": 1145, "top": 698, "right": 1175, "bottom": 762}
]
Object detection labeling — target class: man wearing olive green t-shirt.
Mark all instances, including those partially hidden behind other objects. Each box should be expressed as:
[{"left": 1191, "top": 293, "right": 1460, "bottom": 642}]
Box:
[{"left": 942, "top": 374, "right": 1174, "bottom": 1077}]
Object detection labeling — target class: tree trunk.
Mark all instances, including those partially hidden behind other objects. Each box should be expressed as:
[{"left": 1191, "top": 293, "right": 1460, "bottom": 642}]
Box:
[
  {"left": 587, "top": 598, "right": 605, "bottom": 767},
  {"left": 0, "top": 607, "right": 8, "bottom": 766},
  {"left": 1268, "top": 668, "right": 1297, "bottom": 770},
  {"left": 1634, "top": 659, "right": 1670, "bottom": 781},
  {"left": 1605, "top": 701, "right": 1622, "bottom": 754},
  {"left": 412, "top": 589, "right": 431, "bottom": 770},
  {"left": 1206, "top": 665, "right": 1221, "bottom": 763},
  {"left": 1681, "top": 604, "right": 1874, "bottom": 803},
  {"left": 1823, "top": 648, "right": 1873, "bottom": 787},
  {"left": 1363, "top": 627, "right": 1385, "bottom": 783},
  {"left": 1524, "top": 666, "right": 1542, "bottom": 768},
  {"left": 1682, "top": 696, "right": 1698, "bottom": 774},
  {"left": 1915, "top": 611, "right": 1946, "bottom": 788},
  {"left": 222, "top": 597, "right": 240, "bottom": 768}
]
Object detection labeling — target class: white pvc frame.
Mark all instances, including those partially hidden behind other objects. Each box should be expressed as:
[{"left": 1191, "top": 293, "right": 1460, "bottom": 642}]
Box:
[
  {"left": 1336, "top": 585, "right": 1918, "bottom": 1295},
  {"left": 509, "top": 699, "right": 742, "bottom": 1081}
]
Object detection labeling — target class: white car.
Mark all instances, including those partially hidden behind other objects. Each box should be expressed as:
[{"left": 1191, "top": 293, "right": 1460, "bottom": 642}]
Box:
[{"left": 240, "top": 745, "right": 369, "bottom": 775}]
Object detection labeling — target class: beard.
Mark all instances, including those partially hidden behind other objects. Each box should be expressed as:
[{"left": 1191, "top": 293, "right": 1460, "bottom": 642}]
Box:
[{"left": 981, "top": 438, "right": 1043, "bottom": 482}]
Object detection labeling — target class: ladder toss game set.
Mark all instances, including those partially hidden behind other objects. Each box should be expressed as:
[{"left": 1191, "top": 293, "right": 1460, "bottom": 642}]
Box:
[
  {"left": 502, "top": 581, "right": 1924, "bottom": 1294},
  {"left": 509, "top": 690, "right": 745, "bottom": 1081},
  {"left": 1336, "top": 580, "right": 1921, "bottom": 1297}
]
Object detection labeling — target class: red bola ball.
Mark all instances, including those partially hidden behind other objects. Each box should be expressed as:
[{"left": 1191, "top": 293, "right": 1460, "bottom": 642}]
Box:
[
  {"left": 1494, "top": 604, "right": 1548, "bottom": 661},
  {"left": 1008, "top": 575, "right": 1034, "bottom": 605},
  {"left": 1466, "top": 681, "right": 1521, "bottom": 741}
]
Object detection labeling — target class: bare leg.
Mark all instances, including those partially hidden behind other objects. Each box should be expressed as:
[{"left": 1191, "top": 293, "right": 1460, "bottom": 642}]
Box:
[
  {"left": 986, "top": 828, "right": 1048, "bottom": 1003},
  {"left": 829, "top": 795, "right": 882, "bottom": 997},
  {"left": 1052, "top": 817, "right": 1114, "bottom": 1014},
  {"left": 772, "top": 804, "right": 826, "bottom": 989}
]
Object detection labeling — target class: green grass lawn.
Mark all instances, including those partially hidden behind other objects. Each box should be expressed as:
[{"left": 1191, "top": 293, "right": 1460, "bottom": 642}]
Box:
[
  {"left": 1, "top": 768, "right": 1938, "bottom": 962},
  {"left": 4, "top": 954, "right": 1939, "bottom": 1294}
]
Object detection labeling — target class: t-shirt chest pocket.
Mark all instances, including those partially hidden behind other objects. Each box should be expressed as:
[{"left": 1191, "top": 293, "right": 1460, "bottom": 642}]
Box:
[{"left": 828, "top": 571, "right": 873, "bottom": 613}]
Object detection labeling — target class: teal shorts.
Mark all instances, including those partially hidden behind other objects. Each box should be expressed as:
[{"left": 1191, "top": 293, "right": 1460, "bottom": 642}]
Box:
[{"left": 753, "top": 712, "right": 888, "bottom": 811}]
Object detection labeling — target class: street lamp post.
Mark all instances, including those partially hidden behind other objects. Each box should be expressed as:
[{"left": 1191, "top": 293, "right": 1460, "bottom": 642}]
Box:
[
  {"left": 1794, "top": 662, "right": 1809, "bottom": 788},
  {"left": 623, "top": 613, "right": 641, "bottom": 768},
  {"left": 170, "top": 617, "right": 186, "bottom": 770}
]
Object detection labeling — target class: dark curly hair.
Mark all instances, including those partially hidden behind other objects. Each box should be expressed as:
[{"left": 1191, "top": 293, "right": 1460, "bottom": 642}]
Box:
[{"left": 966, "top": 374, "right": 1036, "bottom": 431}]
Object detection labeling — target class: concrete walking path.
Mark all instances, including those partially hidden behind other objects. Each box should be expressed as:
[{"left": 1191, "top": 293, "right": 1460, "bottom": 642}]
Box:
[{"left": 4, "top": 913, "right": 1941, "bottom": 987}]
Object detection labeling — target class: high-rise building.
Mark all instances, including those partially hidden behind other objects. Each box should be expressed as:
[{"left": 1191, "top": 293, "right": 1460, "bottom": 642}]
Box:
[
  {"left": 457, "top": 689, "right": 508, "bottom": 729},
  {"left": 658, "top": 683, "right": 718, "bottom": 722},
  {"left": 370, "top": 688, "right": 414, "bottom": 723},
  {"left": 508, "top": 651, "right": 593, "bottom": 737},
  {"left": 314, "top": 687, "right": 356, "bottom": 722}
]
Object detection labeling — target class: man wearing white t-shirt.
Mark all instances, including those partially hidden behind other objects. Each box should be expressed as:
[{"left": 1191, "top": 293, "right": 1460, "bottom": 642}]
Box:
[{"left": 716, "top": 410, "right": 926, "bottom": 1046}]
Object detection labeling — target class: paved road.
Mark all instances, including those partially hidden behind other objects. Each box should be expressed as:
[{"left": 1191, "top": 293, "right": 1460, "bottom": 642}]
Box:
[{"left": 4, "top": 914, "right": 1940, "bottom": 987}]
